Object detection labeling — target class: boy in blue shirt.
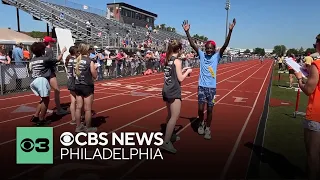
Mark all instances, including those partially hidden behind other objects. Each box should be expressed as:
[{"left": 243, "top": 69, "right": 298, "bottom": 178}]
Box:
[{"left": 183, "top": 19, "right": 236, "bottom": 139}]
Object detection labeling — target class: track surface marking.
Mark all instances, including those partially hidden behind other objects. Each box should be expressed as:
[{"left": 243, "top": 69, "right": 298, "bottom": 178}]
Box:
[{"left": 0, "top": 60, "right": 273, "bottom": 179}]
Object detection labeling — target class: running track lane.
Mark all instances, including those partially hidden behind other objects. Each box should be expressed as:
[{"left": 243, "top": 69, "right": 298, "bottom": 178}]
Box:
[
  {"left": 0, "top": 60, "right": 261, "bottom": 179},
  {"left": 0, "top": 62, "right": 250, "bottom": 129},
  {"left": 0, "top": 60, "right": 243, "bottom": 103},
  {"left": 5, "top": 62, "right": 258, "bottom": 180},
  {"left": 15, "top": 60, "right": 265, "bottom": 179},
  {"left": 0, "top": 61, "right": 252, "bottom": 127},
  {"left": 119, "top": 60, "right": 273, "bottom": 179},
  {"left": 0, "top": 61, "right": 245, "bottom": 109}
]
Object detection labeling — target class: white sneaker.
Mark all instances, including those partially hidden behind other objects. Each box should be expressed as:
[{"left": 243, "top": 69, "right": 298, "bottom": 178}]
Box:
[
  {"left": 204, "top": 127, "right": 211, "bottom": 140},
  {"left": 75, "top": 124, "right": 86, "bottom": 132},
  {"left": 70, "top": 120, "right": 76, "bottom": 125},
  {"left": 160, "top": 141, "right": 177, "bottom": 154},
  {"left": 198, "top": 121, "right": 205, "bottom": 135}
]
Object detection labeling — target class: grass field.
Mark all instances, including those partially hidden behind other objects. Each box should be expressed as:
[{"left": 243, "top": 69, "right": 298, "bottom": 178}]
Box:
[{"left": 260, "top": 66, "right": 308, "bottom": 179}]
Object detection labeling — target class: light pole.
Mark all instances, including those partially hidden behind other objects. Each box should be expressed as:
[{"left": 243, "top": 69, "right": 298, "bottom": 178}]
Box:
[{"left": 225, "top": 0, "right": 230, "bottom": 40}]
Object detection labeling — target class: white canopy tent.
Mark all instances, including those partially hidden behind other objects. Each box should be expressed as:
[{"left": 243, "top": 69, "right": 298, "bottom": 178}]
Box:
[
  {"left": 0, "top": 28, "right": 37, "bottom": 45},
  {"left": 310, "top": 52, "right": 319, "bottom": 58}
]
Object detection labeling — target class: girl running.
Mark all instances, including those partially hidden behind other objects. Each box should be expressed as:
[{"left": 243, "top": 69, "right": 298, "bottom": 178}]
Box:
[
  {"left": 183, "top": 18, "right": 236, "bottom": 140},
  {"left": 74, "top": 43, "right": 98, "bottom": 132},
  {"left": 65, "top": 46, "right": 78, "bottom": 125},
  {"left": 160, "top": 39, "right": 192, "bottom": 153}
]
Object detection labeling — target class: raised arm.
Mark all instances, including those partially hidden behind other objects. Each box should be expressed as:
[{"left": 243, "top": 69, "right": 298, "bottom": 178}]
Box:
[
  {"left": 219, "top": 18, "right": 236, "bottom": 57},
  {"left": 57, "top": 47, "right": 67, "bottom": 61},
  {"left": 182, "top": 20, "right": 199, "bottom": 54}
]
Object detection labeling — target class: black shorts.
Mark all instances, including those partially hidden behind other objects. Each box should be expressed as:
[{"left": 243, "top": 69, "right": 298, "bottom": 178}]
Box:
[
  {"left": 50, "top": 72, "right": 56, "bottom": 78},
  {"left": 75, "top": 85, "right": 94, "bottom": 97},
  {"left": 163, "top": 96, "right": 181, "bottom": 103},
  {"left": 289, "top": 69, "right": 295, "bottom": 74}
]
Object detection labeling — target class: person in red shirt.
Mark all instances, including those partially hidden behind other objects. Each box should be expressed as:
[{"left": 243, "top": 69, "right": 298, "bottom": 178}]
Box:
[
  {"left": 116, "top": 50, "right": 125, "bottom": 77},
  {"left": 160, "top": 51, "right": 166, "bottom": 71}
]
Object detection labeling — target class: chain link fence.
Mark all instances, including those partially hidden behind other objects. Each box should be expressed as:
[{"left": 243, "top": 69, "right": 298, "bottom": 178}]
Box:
[{"left": 0, "top": 56, "right": 251, "bottom": 95}]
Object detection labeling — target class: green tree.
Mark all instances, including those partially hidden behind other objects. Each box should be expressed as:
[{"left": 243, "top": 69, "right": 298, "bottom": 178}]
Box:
[
  {"left": 171, "top": 27, "right": 176, "bottom": 32},
  {"left": 193, "top": 34, "right": 200, "bottom": 39},
  {"left": 286, "top": 48, "right": 299, "bottom": 56},
  {"left": 253, "top": 47, "right": 265, "bottom": 56},
  {"left": 29, "top": 31, "right": 46, "bottom": 38},
  {"left": 272, "top": 45, "right": 286, "bottom": 56},
  {"left": 192, "top": 34, "right": 208, "bottom": 41},
  {"left": 298, "top": 47, "right": 304, "bottom": 55},
  {"left": 244, "top": 49, "right": 251, "bottom": 53},
  {"left": 160, "top": 24, "right": 166, "bottom": 30},
  {"left": 305, "top": 48, "right": 316, "bottom": 55}
]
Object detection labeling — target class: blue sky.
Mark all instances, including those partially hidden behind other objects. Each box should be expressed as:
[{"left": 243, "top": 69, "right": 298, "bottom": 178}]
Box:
[{"left": 1, "top": 0, "right": 319, "bottom": 49}]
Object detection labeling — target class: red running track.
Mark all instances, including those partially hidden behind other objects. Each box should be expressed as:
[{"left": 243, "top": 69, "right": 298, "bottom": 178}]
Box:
[{"left": 0, "top": 59, "right": 273, "bottom": 179}]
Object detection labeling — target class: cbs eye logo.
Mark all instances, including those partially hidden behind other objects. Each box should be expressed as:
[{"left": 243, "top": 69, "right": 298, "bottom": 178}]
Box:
[
  {"left": 60, "top": 132, "right": 74, "bottom": 146},
  {"left": 20, "top": 138, "right": 50, "bottom": 153}
]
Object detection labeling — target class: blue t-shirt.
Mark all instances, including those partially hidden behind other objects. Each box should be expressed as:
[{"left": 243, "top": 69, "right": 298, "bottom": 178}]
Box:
[{"left": 198, "top": 49, "right": 221, "bottom": 88}]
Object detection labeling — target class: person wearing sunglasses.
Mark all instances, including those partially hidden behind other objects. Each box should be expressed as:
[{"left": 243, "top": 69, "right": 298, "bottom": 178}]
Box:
[{"left": 294, "top": 34, "right": 320, "bottom": 180}]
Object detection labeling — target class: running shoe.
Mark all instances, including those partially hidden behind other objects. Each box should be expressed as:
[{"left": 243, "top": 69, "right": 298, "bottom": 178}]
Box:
[
  {"left": 75, "top": 124, "right": 86, "bottom": 132},
  {"left": 198, "top": 121, "right": 205, "bottom": 135},
  {"left": 160, "top": 141, "right": 177, "bottom": 154},
  {"left": 70, "top": 120, "right": 76, "bottom": 125},
  {"left": 204, "top": 127, "right": 211, "bottom": 140}
]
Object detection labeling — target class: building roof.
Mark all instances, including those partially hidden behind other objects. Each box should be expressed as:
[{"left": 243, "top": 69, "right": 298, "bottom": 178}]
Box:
[
  {"left": 0, "top": 28, "right": 37, "bottom": 45},
  {"left": 107, "top": 2, "right": 158, "bottom": 18}
]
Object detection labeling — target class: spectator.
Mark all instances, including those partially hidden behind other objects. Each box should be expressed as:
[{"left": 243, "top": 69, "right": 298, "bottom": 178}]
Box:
[
  {"left": 23, "top": 48, "right": 30, "bottom": 60},
  {"left": 116, "top": 50, "right": 125, "bottom": 77},
  {"left": 304, "top": 53, "right": 314, "bottom": 66},
  {"left": 12, "top": 42, "right": 23, "bottom": 65},
  {"left": 12, "top": 42, "right": 24, "bottom": 90},
  {"left": 0, "top": 49, "right": 11, "bottom": 64},
  {"left": 86, "top": 20, "right": 92, "bottom": 36},
  {"left": 278, "top": 55, "right": 284, "bottom": 70},
  {"left": 288, "top": 54, "right": 296, "bottom": 88},
  {"left": 294, "top": 34, "right": 320, "bottom": 180}
]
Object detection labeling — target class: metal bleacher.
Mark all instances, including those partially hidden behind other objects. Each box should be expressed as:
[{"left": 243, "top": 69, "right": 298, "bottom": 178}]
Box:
[{"left": 2, "top": 0, "right": 188, "bottom": 49}]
